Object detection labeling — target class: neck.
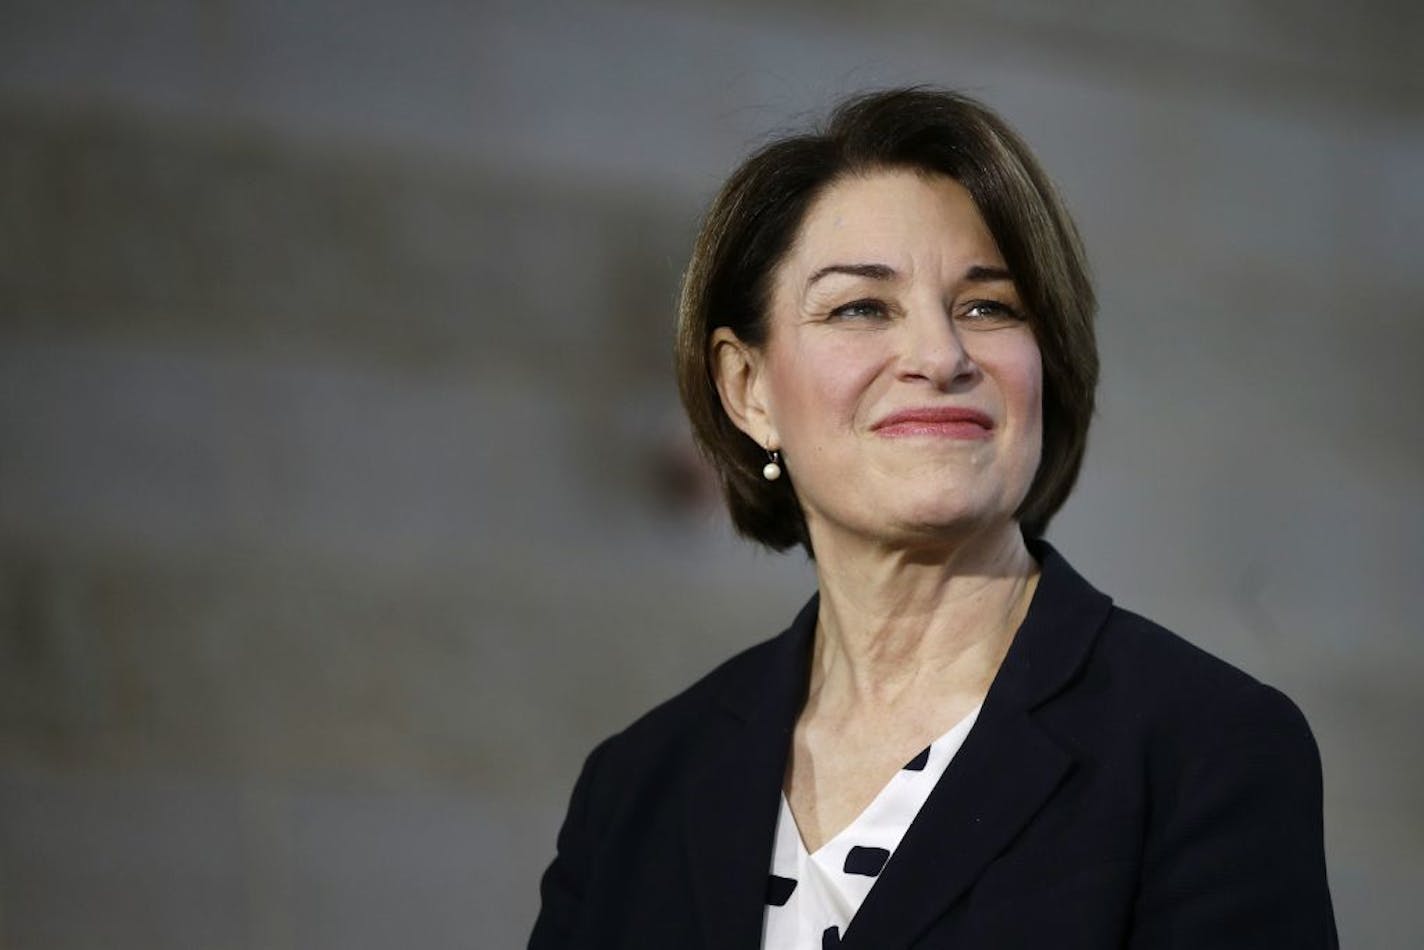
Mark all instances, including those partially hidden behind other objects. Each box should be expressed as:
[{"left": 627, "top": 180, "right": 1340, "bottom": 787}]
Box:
[{"left": 805, "top": 521, "right": 1040, "bottom": 715}]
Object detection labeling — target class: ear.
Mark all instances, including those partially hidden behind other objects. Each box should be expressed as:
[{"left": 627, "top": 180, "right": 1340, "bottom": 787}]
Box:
[{"left": 710, "top": 327, "right": 776, "bottom": 448}]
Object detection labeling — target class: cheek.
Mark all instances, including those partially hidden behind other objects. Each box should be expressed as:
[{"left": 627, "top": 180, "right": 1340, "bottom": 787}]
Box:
[
  {"left": 1008, "top": 347, "right": 1045, "bottom": 471},
  {"left": 988, "top": 335, "right": 1043, "bottom": 422},
  {"left": 1020, "top": 353, "right": 1044, "bottom": 432},
  {"left": 975, "top": 334, "right": 1044, "bottom": 468},
  {"left": 765, "top": 337, "right": 882, "bottom": 438}
]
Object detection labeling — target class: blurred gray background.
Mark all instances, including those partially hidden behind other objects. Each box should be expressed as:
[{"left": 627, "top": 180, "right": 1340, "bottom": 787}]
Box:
[{"left": 1, "top": 1, "right": 1420, "bottom": 947}]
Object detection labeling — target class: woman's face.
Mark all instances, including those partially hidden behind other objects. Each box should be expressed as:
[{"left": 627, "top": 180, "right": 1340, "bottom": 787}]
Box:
[{"left": 740, "top": 169, "right": 1043, "bottom": 549}]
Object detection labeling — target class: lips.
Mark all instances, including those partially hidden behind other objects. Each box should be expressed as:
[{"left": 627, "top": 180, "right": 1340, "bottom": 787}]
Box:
[{"left": 872, "top": 406, "right": 994, "bottom": 439}]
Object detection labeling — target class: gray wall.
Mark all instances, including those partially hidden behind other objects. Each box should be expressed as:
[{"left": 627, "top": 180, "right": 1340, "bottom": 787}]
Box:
[{"left": 1, "top": 1, "right": 1420, "bottom": 947}]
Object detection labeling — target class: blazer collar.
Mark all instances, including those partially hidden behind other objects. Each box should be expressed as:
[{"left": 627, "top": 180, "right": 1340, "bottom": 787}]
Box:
[
  {"left": 685, "top": 595, "right": 817, "bottom": 950},
  {"left": 978, "top": 537, "right": 1116, "bottom": 710},
  {"left": 686, "top": 540, "right": 1114, "bottom": 949}
]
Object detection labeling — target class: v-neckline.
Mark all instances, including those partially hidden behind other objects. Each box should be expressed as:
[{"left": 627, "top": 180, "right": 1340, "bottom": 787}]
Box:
[{"left": 781, "top": 702, "right": 983, "bottom": 858}]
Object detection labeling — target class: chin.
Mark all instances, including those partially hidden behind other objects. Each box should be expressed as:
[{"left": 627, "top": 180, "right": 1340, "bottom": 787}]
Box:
[
  {"left": 886, "top": 507, "right": 1006, "bottom": 543},
  {"left": 887, "top": 487, "right": 1029, "bottom": 539}
]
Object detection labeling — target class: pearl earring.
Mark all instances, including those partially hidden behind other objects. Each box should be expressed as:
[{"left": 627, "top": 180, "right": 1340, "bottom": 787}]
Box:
[{"left": 762, "top": 449, "right": 782, "bottom": 482}]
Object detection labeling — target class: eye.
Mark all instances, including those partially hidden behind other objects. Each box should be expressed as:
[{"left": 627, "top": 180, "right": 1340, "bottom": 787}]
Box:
[
  {"left": 828, "top": 298, "right": 889, "bottom": 321},
  {"left": 960, "top": 299, "right": 1023, "bottom": 326}
]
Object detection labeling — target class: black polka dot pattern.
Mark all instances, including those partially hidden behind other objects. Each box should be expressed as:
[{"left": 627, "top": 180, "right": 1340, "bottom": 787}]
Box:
[
  {"left": 763, "top": 705, "right": 983, "bottom": 949},
  {"left": 765, "top": 874, "right": 797, "bottom": 906},
  {"left": 903, "top": 745, "right": 931, "bottom": 771},
  {"left": 843, "top": 845, "right": 891, "bottom": 877}
]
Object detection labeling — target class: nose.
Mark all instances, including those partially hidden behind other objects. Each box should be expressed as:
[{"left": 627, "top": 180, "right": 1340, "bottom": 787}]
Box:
[{"left": 896, "top": 304, "right": 979, "bottom": 389}]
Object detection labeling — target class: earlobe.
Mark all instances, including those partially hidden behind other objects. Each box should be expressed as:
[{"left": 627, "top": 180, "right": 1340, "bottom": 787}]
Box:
[{"left": 710, "top": 328, "right": 775, "bottom": 447}]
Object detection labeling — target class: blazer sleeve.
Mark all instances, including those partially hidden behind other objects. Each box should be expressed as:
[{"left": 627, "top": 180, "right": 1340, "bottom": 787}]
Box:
[
  {"left": 1127, "top": 683, "right": 1339, "bottom": 949},
  {"left": 528, "top": 739, "right": 611, "bottom": 950}
]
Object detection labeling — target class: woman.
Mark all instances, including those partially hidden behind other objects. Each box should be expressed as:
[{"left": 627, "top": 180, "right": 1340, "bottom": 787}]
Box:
[{"left": 530, "top": 89, "right": 1337, "bottom": 949}]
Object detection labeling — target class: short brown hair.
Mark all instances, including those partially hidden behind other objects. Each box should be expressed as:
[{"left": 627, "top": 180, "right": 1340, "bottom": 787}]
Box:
[{"left": 676, "top": 88, "right": 1097, "bottom": 551}]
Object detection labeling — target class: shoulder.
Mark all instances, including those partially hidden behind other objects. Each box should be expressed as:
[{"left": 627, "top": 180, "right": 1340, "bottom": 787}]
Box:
[
  {"left": 530, "top": 626, "right": 798, "bottom": 948},
  {"left": 583, "top": 621, "right": 797, "bottom": 774},
  {"left": 1083, "top": 615, "right": 1336, "bottom": 944},
  {"left": 1082, "top": 604, "right": 1320, "bottom": 778},
  {"left": 1024, "top": 542, "right": 1316, "bottom": 756},
  {"left": 1095, "top": 604, "right": 1309, "bottom": 718},
  {"left": 629, "top": 631, "right": 782, "bottom": 730}
]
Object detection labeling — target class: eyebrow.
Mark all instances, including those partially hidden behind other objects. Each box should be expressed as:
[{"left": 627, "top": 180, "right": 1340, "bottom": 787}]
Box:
[
  {"left": 805, "top": 262, "right": 1015, "bottom": 290},
  {"left": 963, "top": 265, "right": 1014, "bottom": 283},
  {"left": 805, "top": 262, "right": 897, "bottom": 289}
]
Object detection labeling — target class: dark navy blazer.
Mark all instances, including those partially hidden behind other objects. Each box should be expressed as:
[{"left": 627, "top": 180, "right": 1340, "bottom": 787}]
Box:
[{"left": 529, "top": 542, "right": 1338, "bottom": 948}]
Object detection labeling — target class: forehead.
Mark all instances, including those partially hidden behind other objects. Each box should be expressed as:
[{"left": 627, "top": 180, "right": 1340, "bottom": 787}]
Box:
[{"left": 779, "top": 169, "right": 1002, "bottom": 279}]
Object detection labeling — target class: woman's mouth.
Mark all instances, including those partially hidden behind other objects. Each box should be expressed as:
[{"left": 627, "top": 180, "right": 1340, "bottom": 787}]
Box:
[{"left": 872, "top": 407, "right": 995, "bottom": 440}]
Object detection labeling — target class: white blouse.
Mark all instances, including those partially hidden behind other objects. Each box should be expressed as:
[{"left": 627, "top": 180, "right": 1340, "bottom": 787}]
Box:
[{"left": 760, "top": 703, "right": 982, "bottom": 949}]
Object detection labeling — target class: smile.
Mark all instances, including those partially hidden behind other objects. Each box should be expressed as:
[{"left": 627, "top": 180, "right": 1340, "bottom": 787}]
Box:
[{"left": 872, "top": 407, "right": 995, "bottom": 440}]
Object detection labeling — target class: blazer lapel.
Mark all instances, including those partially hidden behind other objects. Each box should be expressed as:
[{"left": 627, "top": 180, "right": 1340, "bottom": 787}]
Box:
[
  {"left": 839, "top": 704, "right": 1072, "bottom": 948},
  {"left": 685, "top": 596, "right": 817, "bottom": 950},
  {"left": 841, "top": 542, "right": 1115, "bottom": 949}
]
